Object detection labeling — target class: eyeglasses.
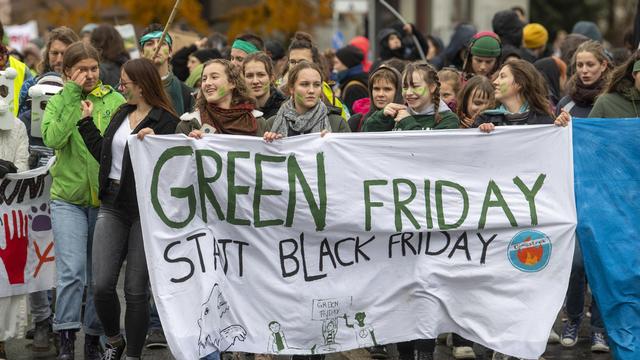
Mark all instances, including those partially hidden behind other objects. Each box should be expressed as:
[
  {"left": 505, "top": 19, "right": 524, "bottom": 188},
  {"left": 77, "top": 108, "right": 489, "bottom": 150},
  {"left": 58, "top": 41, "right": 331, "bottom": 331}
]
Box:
[{"left": 119, "top": 80, "right": 134, "bottom": 87}]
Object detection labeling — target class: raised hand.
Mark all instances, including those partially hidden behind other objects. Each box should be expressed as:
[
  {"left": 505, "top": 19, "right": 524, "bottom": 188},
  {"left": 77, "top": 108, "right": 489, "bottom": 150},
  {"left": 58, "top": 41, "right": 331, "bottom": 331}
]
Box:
[{"left": 0, "top": 210, "right": 29, "bottom": 284}]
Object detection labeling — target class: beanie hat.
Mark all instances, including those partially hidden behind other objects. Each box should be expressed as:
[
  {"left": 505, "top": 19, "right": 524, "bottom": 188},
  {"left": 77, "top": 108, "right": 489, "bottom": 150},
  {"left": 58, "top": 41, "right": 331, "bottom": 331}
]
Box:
[
  {"left": 335, "top": 45, "right": 364, "bottom": 69},
  {"left": 572, "top": 21, "right": 603, "bottom": 42},
  {"left": 191, "top": 49, "right": 221, "bottom": 63},
  {"left": 470, "top": 32, "right": 501, "bottom": 57},
  {"left": 523, "top": 23, "right": 549, "bottom": 49}
]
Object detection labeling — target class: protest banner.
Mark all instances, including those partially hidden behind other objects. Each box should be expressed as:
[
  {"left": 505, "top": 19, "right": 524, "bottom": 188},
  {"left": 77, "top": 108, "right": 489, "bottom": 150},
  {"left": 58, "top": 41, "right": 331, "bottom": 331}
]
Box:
[
  {"left": 573, "top": 118, "right": 640, "bottom": 360},
  {"left": 5, "top": 20, "right": 38, "bottom": 53},
  {"left": 0, "top": 159, "right": 55, "bottom": 297},
  {"left": 128, "top": 126, "right": 576, "bottom": 360}
]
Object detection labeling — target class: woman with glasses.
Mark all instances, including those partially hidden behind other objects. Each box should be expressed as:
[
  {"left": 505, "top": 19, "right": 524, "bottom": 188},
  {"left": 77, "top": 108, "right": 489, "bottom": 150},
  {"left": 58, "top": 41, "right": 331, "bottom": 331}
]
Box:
[{"left": 77, "top": 57, "right": 179, "bottom": 360}]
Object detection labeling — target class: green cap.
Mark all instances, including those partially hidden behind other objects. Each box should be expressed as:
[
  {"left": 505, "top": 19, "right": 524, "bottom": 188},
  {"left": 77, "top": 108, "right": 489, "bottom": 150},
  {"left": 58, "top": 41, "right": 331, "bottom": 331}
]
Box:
[{"left": 470, "top": 35, "right": 501, "bottom": 58}]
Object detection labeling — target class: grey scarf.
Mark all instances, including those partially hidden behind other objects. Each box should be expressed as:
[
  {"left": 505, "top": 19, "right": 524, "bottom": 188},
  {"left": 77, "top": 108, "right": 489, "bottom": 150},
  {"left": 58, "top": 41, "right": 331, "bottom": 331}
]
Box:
[{"left": 270, "top": 99, "right": 331, "bottom": 137}]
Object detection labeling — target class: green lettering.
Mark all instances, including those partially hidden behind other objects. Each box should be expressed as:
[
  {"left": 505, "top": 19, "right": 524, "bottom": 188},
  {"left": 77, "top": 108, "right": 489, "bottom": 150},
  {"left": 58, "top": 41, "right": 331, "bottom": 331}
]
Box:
[
  {"left": 513, "top": 174, "right": 546, "bottom": 226},
  {"left": 195, "top": 149, "right": 225, "bottom": 222},
  {"left": 478, "top": 180, "right": 518, "bottom": 229},
  {"left": 151, "top": 146, "right": 196, "bottom": 228},
  {"left": 435, "top": 180, "right": 469, "bottom": 230},
  {"left": 363, "top": 180, "right": 387, "bottom": 231},
  {"left": 227, "top": 151, "right": 251, "bottom": 226},
  {"left": 393, "top": 179, "right": 420, "bottom": 231},
  {"left": 424, "top": 180, "right": 433, "bottom": 229},
  {"left": 286, "top": 153, "right": 327, "bottom": 231},
  {"left": 254, "top": 154, "right": 286, "bottom": 228}
]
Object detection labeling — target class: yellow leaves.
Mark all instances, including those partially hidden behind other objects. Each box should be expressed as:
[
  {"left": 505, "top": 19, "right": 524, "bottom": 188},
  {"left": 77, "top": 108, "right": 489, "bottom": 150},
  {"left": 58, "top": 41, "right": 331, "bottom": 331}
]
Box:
[
  {"left": 44, "top": 0, "right": 207, "bottom": 34},
  {"left": 226, "top": 0, "right": 332, "bottom": 40}
]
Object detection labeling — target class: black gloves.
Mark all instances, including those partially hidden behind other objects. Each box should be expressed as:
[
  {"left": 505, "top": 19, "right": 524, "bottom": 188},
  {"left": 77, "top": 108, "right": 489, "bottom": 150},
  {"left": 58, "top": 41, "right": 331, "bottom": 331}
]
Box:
[{"left": 0, "top": 159, "right": 18, "bottom": 178}]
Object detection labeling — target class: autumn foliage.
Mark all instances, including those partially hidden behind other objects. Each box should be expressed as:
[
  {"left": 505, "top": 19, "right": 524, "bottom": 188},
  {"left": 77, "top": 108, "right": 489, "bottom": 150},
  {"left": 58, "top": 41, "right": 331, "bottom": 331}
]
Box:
[
  {"left": 42, "top": 0, "right": 208, "bottom": 33},
  {"left": 224, "top": 0, "right": 332, "bottom": 40}
]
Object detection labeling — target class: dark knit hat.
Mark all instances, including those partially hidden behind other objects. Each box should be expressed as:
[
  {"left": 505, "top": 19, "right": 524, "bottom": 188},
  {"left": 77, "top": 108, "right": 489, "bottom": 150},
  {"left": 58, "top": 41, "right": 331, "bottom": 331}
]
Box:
[
  {"left": 335, "top": 45, "right": 364, "bottom": 69},
  {"left": 470, "top": 32, "right": 501, "bottom": 57},
  {"left": 191, "top": 49, "right": 221, "bottom": 63}
]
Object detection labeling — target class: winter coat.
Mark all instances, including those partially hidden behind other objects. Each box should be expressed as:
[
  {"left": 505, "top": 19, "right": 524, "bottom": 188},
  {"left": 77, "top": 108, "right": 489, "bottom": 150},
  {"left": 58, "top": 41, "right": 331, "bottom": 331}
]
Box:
[
  {"left": 431, "top": 23, "right": 477, "bottom": 70},
  {"left": 42, "top": 81, "right": 125, "bottom": 207}
]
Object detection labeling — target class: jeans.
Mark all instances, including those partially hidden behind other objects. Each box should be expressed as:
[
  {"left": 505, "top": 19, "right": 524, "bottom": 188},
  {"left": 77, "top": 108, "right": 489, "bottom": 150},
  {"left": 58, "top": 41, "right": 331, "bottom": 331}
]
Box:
[
  {"left": 29, "top": 290, "right": 51, "bottom": 323},
  {"left": 201, "top": 351, "right": 221, "bottom": 360},
  {"left": 148, "top": 295, "right": 162, "bottom": 330},
  {"left": 92, "top": 193, "right": 149, "bottom": 357},
  {"left": 50, "top": 200, "right": 102, "bottom": 336},
  {"left": 565, "top": 238, "right": 604, "bottom": 331}
]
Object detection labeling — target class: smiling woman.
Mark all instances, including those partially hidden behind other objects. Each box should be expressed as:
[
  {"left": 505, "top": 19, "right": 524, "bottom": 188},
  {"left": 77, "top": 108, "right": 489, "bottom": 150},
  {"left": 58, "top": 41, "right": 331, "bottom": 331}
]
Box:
[{"left": 176, "top": 59, "right": 269, "bottom": 137}]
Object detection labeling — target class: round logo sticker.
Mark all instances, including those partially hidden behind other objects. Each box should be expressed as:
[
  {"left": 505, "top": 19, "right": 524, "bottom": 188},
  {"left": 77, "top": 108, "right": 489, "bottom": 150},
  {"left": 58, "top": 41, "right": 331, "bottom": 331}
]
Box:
[{"left": 507, "top": 230, "right": 552, "bottom": 272}]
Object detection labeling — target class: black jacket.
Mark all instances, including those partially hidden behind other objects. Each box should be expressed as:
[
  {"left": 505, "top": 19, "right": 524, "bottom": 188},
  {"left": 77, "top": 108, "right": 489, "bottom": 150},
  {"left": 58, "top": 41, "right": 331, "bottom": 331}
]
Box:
[
  {"left": 260, "top": 87, "right": 287, "bottom": 119},
  {"left": 77, "top": 104, "right": 180, "bottom": 211},
  {"left": 473, "top": 110, "right": 554, "bottom": 127}
]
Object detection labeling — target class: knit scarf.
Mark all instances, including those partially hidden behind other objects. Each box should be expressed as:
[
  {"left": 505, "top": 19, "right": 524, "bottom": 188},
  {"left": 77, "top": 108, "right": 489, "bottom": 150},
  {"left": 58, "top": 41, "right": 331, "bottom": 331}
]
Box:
[
  {"left": 200, "top": 102, "right": 257, "bottom": 136},
  {"left": 270, "top": 99, "right": 330, "bottom": 137},
  {"left": 569, "top": 76, "right": 606, "bottom": 107}
]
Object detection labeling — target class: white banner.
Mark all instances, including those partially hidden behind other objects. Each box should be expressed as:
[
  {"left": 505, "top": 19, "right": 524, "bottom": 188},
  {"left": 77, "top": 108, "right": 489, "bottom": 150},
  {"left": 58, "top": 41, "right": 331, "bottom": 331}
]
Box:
[
  {"left": 5, "top": 20, "right": 38, "bottom": 53},
  {"left": 128, "top": 126, "right": 576, "bottom": 360},
  {"left": 0, "top": 159, "right": 55, "bottom": 297}
]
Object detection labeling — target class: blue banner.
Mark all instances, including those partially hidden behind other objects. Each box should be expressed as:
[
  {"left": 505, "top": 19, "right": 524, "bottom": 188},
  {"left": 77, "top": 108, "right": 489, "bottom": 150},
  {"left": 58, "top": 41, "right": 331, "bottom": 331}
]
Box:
[{"left": 573, "top": 118, "right": 640, "bottom": 359}]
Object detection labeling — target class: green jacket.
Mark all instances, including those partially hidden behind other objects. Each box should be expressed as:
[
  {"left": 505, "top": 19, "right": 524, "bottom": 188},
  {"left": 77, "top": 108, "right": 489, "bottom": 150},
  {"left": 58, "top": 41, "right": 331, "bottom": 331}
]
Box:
[
  {"left": 589, "top": 89, "right": 640, "bottom": 118},
  {"left": 363, "top": 109, "right": 460, "bottom": 131},
  {"left": 42, "top": 81, "right": 125, "bottom": 207}
]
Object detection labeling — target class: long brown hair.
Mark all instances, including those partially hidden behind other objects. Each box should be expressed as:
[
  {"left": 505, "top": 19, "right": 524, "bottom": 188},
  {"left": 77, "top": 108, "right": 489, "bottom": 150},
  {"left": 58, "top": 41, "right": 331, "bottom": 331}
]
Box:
[
  {"left": 196, "top": 59, "right": 256, "bottom": 109},
  {"left": 605, "top": 50, "right": 640, "bottom": 95},
  {"left": 402, "top": 62, "right": 443, "bottom": 123},
  {"left": 457, "top": 75, "right": 495, "bottom": 120},
  {"left": 91, "top": 24, "right": 129, "bottom": 64},
  {"left": 122, "top": 58, "right": 177, "bottom": 117},
  {"left": 565, "top": 40, "right": 612, "bottom": 94},
  {"left": 62, "top": 41, "right": 100, "bottom": 79},
  {"left": 38, "top": 26, "right": 79, "bottom": 74},
  {"left": 501, "top": 59, "right": 553, "bottom": 117}
]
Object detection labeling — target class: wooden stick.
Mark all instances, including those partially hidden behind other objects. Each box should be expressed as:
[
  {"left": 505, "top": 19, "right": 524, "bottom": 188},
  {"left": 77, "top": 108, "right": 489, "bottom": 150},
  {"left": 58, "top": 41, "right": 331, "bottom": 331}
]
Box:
[{"left": 152, "top": 0, "right": 183, "bottom": 59}]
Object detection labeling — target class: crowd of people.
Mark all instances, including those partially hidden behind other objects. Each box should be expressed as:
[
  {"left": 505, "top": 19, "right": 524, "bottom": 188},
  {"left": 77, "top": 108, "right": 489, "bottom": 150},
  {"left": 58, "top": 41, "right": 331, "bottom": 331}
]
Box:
[{"left": 0, "top": 4, "right": 635, "bottom": 360}]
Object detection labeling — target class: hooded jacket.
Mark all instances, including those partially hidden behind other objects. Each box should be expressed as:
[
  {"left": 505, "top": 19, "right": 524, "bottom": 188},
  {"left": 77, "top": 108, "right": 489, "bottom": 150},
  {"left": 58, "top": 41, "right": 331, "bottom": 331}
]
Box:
[
  {"left": 431, "top": 23, "right": 477, "bottom": 70},
  {"left": 492, "top": 10, "right": 535, "bottom": 63},
  {"left": 350, "top": 65, "right": 403, "bottom": 132},
  {"left": 42, "top": 81, "right": 125, "bottom": 207}
]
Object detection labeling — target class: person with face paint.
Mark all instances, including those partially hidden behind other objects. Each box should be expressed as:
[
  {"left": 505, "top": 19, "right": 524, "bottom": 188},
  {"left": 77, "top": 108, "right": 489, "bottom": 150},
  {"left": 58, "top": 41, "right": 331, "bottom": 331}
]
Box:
[
  {"left": 18, "top": 27, "right": 79, "bottom": 117},
  {"left": 263, "top": 61, "right": 349, "bottom": 142},
  {"left": 242, "top": 52, "right": 286, "bottom": 119},
  {"left": 461, "top": 32, "right": 502, "bottom": 80},
  {"left": 457, "top": 75, "right": 495, "bottom": 128},
  {"left": 588, "top": 50, "right": 640, "bottom": 118},
  {"left": 349, "top": 64, "right": 403, "bottom": 132},
  {"left": 41, "top": 41, "right": 125, "bottom": 360},
  {"left": 229, "top": 33, "right": 264, "bottom": 67},
  {"left": 282, "top": 32, "right": 350, "bottom": 121},
  {"left": 139, "top": 23, "right": 194, "bottom": 115},
  {"left": 177, "top": 59, "right": 269, "bottom": 137},
  {"left": 474, "top": 59, "right": 554, "bottom": 132},
  {"left": 76, "top": 57, "right": 179, "bottom": 360},
  {"left": 363, "top": 62, "right": 459, "bottom": 132}
]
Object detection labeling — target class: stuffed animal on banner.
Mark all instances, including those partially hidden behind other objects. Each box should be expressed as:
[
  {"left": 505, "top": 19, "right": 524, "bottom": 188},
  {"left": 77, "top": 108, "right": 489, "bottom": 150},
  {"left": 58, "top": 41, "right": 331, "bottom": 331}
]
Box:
[
  {"left": 28, "top": 75, "right": 64, "bottom": 138},
  {"left": 0, "top": 68, "right": 17, "bottom": 117}
]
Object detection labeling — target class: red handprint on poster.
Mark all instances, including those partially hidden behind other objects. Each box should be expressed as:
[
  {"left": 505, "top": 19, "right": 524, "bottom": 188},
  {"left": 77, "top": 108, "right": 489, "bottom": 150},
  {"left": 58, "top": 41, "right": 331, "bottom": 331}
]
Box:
[{"left": 0, "top": 210, "right": 29, "bottom": 284}]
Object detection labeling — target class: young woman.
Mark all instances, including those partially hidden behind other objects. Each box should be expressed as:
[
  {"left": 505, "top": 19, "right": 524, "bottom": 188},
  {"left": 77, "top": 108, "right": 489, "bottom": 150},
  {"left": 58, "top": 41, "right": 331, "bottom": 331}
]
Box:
[
  {"left": 457, "top": 75, "right": 495, "bottom": 128},
  {"left": 554, "top": 40, "right": 612, "bottom": 353},
  {"left": 474, "top": 59, "right": 554, "bottom": 132},
  {"left": 555, "top": 40, "right": 611, "bottom": 121},
  {"left": 177, "top": 59, "right": 269, "bottom": 137},
  {"left": 587, "top": 50, "right": 640, "bottom": 118},
  {"left": 363, "top": 61, "right": 459, "bottom": 132},
  {"left": 263, "top": 61, "right": 350, "bottom": 141},
  {"left": 76, "top": 57, "right": 180, "bottom": 360},
  {"left": 41, "top": 41, "right": 125, "bottom": 360},
  {"left": 348, "top": 64, "right": 403, "bottom": 132},
  {"left": 90, "top": 24, "right": 130, "bottom": 89},
  {"left": 242, "top": 52, "right": 287, "bottom": 119}
]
